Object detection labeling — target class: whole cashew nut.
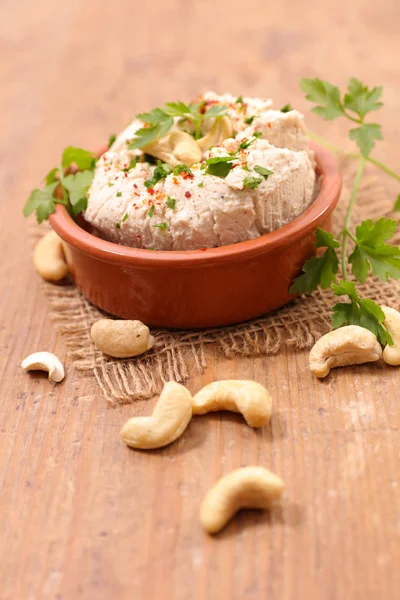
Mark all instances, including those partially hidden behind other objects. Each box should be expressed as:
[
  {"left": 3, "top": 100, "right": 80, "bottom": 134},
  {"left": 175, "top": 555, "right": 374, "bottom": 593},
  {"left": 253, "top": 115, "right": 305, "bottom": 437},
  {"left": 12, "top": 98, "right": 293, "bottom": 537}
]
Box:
[
  {"left": 381, "top": 305, "right": 400, "bottom": 365},
  {"left": 33, "top": 231, "right": 69, "bottom": 282},
  {"left": 120, "top": 381, "right": 193, "bottom": 449},
  {"left": 200, "top": 467, "right": 285, "bottom": 534},
  {"left": 143, "top": 129, "right": 201, "bottom": 167},
  {"left": 309, "top": 325, "right": 382, "bottom": 378},
  {"left": 192, "top": 380, "right": 272, "bottom": 427},
  {"left": 197, "top": 116, "right": 233, "bottom": 152},
  {"left": 90, "top": 319, "right": 155, "bottom": 358},
  {"left": 21, "top": 352, "right": 65, "bottom": 382}
]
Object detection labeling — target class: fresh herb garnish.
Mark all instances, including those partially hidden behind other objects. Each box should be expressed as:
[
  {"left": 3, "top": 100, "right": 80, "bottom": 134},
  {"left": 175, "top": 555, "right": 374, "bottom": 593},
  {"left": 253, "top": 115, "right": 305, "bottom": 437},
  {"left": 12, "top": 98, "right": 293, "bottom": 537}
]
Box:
[
  {"left": 238, "top": 132, "right": 262, "bottom": 149},
  {"left": 122, "top": 213, "right": 129, "bottom": 222},
  {"left": 108, "top": 134, "right": 116, "bottom": 148},
  {"left": 254, "top": 165, "right": 274, "bottom": 179},
  {"left": 122, "top": 158, "right": 137, "bottom": 172},
  {"left": 172, "top": 164, "right": 193, "bottom": 177},
  {"left": 144, "top": 160, "right": 173, "bottom": 189},
  {"left": 205, "top": 156, "right": 236, "bottom": 178},
  {"left": 24, "top": 146, "right": 97, "bottom": 223},
  {"left": 291, "top": 77, "right": 400, "bottom": 345},
  {"left": 243, "top": 176, "right": 263, "bottom": 189},
  {"left": 148, "top": 205, "right": 155, "bottom": 218},
  {"left": 165, "top": 196, "right": 177, "bottom": 210},
  {"left": 108, "top": 182, "right": 114, "bottom": 187},
  {"left": 153, "top": 222, "right": 168, "bottom": 231},
  {"left": 116, "top": 191, "right": 122, "bottom": 197},
  {"left": 236, "top": 95, "right": 244, "bottom": 104},
  {"left": 198, "top": 181, "right": 204, "bottom": 188},
  {"left": 244, "top": 116, "right": 255, "bottom": 125},
  {"left": 115, "top": 222, "right": 121, "bottom": 229},
  {"left": 280, "top": 104, "right": 292, "bottom": 113},
  {"left": 130, "top": 100, "right": 229, "bottom": 148}
]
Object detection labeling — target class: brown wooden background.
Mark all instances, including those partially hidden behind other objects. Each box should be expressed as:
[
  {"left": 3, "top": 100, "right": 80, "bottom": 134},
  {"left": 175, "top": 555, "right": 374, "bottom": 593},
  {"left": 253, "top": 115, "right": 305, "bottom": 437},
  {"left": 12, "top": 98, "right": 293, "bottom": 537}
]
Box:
[{"left": 1, "top": 0, "right": 399, "bottom": 598}]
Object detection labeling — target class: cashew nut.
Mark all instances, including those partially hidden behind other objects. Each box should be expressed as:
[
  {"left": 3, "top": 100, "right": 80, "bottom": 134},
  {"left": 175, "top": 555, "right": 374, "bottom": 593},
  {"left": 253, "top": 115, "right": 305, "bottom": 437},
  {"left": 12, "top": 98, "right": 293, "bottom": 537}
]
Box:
[
  {"left": 33, "top": 231, "right": 69, "bottom": 282},
  {"left": 200, "top": 467, "right": 284, "bottom": 534},
  {"left": 90, "top": 319, "right": 155, "bottom": 358},
  {"left": 381, "top": 306, "right": 400, "bottom": 365},
  {"left": 143, "top": 129, "right": 201, "bottom": 167},
  {"left": 309, "top": 325, "right": 382, "bottom": 378},
  {"left": 197, "top": 116, "right": 233, "bottom": 152},
  {"left": 192, "top": 380, "right": 272, "bottom": 427},
  {"left": 120, "top": 381, "right": 193, "bottom": 449},
  {"left": 21, "top": 352, "right": 65, "bottom": 382}
]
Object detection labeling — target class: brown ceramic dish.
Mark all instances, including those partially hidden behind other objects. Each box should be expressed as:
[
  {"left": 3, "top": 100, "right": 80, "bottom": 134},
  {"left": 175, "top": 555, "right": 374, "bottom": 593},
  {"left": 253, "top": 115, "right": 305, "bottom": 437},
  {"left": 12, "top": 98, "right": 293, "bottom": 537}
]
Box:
[{"left": 49, "top": 142, "right": 341, "bottom": 329}]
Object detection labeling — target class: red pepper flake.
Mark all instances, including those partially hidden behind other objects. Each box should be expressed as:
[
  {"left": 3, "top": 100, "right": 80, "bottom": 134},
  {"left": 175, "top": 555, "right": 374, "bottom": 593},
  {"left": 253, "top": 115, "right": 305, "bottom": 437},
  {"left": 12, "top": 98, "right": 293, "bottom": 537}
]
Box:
[
  {"left": 181, "top": 171, "right": 194, "bottom": 180},
  {"left": 137, "top": 235, "right": 141, "bottom": 238},
  {"left": 199, "top": 247, "right": 207, "bottom": 251},
  {"left": 148, "top": 188, "right": 155, "bottom": 195},
  {"left": 185, "top": 191, "right": 192, "bottom": 198},
  {"left": 267, "top": 123, "right": 272, "bottom": 128},
  {"left": 133, "top": 183, "right": 138, "bottom": 189},
  {"left": 173, "top": 177, "right": 179, "bottom": 185}
]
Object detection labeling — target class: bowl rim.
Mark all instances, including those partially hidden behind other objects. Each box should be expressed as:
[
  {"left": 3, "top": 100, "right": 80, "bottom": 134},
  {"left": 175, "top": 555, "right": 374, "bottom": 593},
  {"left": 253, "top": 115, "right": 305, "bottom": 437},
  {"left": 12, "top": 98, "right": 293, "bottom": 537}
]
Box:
[{"left": 49, "top": 142, "right": 341, "bottom": 267}]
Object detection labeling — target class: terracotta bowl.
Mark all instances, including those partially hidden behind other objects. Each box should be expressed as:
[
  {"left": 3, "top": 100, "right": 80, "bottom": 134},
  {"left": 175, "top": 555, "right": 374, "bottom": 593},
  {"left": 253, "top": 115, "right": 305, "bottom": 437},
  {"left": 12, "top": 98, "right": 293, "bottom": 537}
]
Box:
[{"left": 49, "top": 142, "right": 341, "bottom": 329}]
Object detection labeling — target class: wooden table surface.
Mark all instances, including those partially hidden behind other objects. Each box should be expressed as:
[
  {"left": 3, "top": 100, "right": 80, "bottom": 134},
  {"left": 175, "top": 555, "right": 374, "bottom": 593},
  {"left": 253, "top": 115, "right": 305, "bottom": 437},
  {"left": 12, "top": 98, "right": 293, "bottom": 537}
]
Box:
[{"left": 1, "top": 1, "right": 399, "bottom": 598}]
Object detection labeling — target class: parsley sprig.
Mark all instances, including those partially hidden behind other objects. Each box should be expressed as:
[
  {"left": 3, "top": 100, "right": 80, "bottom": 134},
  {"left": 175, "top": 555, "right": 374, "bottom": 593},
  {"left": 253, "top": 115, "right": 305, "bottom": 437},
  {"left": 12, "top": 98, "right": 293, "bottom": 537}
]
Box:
[
  {"left": 291, "top": 78, "right": 400, "bottom": 346},
  {"left": 130, "top": 101, "right": 229, "bottom": 149},
  {"left": 24, "top": 147, "right": 97, "bottom": 223}
]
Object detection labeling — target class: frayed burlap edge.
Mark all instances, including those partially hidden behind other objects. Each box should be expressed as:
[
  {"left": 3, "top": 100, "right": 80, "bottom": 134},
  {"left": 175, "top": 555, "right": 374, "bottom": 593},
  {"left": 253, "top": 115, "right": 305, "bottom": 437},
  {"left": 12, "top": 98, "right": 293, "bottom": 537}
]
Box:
[{"left": 29, "top": 156, "right": 400, "bottom": 405}]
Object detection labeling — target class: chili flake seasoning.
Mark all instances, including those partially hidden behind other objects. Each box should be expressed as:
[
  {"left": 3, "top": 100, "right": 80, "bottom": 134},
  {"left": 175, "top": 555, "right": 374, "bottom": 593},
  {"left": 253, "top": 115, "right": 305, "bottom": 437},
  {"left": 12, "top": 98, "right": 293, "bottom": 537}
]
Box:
[{"left": 185, "top": 191, "right": 192, "bottom": 198}]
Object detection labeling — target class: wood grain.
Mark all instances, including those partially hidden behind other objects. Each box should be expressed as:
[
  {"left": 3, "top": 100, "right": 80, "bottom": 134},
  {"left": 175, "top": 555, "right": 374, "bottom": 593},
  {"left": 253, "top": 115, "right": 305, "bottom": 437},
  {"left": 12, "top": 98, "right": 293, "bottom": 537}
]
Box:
[{"left": 1, "top": 0, "right": 399, "bottom": 598}]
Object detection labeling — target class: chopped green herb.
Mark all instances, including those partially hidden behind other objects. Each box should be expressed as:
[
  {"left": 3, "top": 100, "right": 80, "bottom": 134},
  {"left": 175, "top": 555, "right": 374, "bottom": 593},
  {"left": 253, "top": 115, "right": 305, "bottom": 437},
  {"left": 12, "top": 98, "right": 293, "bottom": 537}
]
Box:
[
  {"left": 153, "top": 222, "right": 168, "bottom": 231},
  {"left": 108, "top": 182, "right": 114, "bottom": 187},
  {"left": 116, "top": 191, "right": 122, "bottom": 197},
  {"left": 108, "top": 133, "right": 116, "bottom": 148},
  {"left": 62, "top": 170, "right": 94, "bottom": 215},
  {"left": 242, "top": 164, "right": 250, "bottom": 172},
  {"left": 61, "top": 147, "right": 96, "bottom": 170},
  {"left": 243, "top": 176, "right": 263, "bottom": 189},
  {"left": 172, "top": 164, "right": 193, "bottom": 176},
  {"left": 45, "top": 167, "right": 58, "bottom": 185},
  {"left": 122, "top": 158, "right": 138, "bottom": 172},
  {"left": 115, "top": 222, "right": 121, "bottom": 229},
  {"left": 165, "top": 196, "right": 176, "bottom": 210},
  {"left": 198, "top": 181, "right": 204, "bottom": 188},
  {"left": 244, "top": 116, "right": 255, "bottom": 125},
  {"left": 145, "top": 161, "right": 173, "bottom": 189},
  {"left": 148, "top": 205, "right": 155, "bottom": 218},
  {"left": 122, "top": 213, "right": 129, "bottom": 222},
  {"left": 238, "top": 132, "right": 262, "bottom": 150},
  {"left": 205, "top": 156, "right": 236, "bottom": 178},
  {"left": 280, "top": 104, "right": 292, "bottom": 113},
  {"left": 236, "top": 95, "right": 244, "bottom": 104},
  {"left": 254, "top": 165, "right": 274, "bottom": 179}
]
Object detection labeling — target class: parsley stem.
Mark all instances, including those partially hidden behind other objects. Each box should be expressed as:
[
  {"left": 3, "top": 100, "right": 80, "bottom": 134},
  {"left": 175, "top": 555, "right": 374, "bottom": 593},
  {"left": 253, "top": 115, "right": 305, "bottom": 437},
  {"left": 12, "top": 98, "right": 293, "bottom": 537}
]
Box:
[
  {"left": 341, "top": 157, "right": 366, "bottom": 279},
  {"left": 366, "top": 156, "right": 400, "bottom": 183}
]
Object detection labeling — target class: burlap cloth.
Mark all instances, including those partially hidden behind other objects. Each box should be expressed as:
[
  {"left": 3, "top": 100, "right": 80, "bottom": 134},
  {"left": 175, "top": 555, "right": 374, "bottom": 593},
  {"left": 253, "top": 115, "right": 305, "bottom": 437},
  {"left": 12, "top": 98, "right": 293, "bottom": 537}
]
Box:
[{"left": 30, "top": 156, "right": 400, "bottom": 405}]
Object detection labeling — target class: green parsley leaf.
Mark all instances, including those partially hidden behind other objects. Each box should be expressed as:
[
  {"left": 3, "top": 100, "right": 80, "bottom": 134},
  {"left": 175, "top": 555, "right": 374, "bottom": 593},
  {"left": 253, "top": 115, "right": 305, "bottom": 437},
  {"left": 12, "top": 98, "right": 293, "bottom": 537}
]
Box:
[
  {"left": 172, "top": 164, "right": 193, "bottom": 176},
  {"left": 23, "top": 182, "right": 59, "bottom": 223},
  {"left": 165, "top": 196, "right": 176, "bottom": 210},
  {"left": 244, "top": 116, "right": 255, "bottom": 125},
  {"left": 349, "top": 123, "right": 382, "bottom": 157},
  {"left": 115, "top": 222, "right": 121, "bottom": 229},
  {"left": 254, "top": 165, "right": 274, "bottom": 179},
  {"left": 153, "top": 222, "right": 168, "bottom": 231},
  {"left": 349, "top": 217, "right": 400, "bottom": 282},
  {"left": 108, "top": 134, "right": 116, "bottom": 149},
  {"left": 62, "top": 170, "right": 94, "bottom": 215},
  {"left": 116, "top": 191, "right": 122, "bottom": 197},
  {"left": 343, "top": 78, "right": 383, "bottom": 119},
  {"left": 205, "top": 156, "right": 235, "bottom": 178},
  {"left": 45, "top": 167, "right": 58, "bottom": 185},
  {"left": 238, "top": 133, "right": 261, "bottom": 150},
  {"left": 108, "top": 182, "right": 114, "bottom": 187},
  {"left": 144, "top": 161, "right": 173, "bottom": 189},
  {"left": 331, "top": 280, "right": 392, "bottom": 345},
  {"left": 122, "top": 213, "right": 129, "bottom": 222},
  {"left": 280, "top": 104, "right": 292, "bottom": 113},
  {"left": 164, "top": 101, "right": 192, "bottom": 117},
  {"left": 198, "top": 181, "right": 204, "bottom": 188},
  {"left": 243, "top": 176, "right": 262, "bottom": 189},
  {"left": 204, "top": 104, "right": 229, "bottom": 119},
  {"left": 122, "top": 158, "right": 138, "bottom": 172},
  {"left": 137, "top": 107, "right": 170, "bottom": 124},
  {"left": 290, "top": 228, "right": 340, "bottom": 294},
  {"left": 236, "top": 96, "right": 244, "bottom": 104},
  {"left": 61, "top": 146, "right": 96, "bottom": 170},
  {"left": 130, "top": 122, "right": 171, "bottom": 150},
  {"left": 148, "top": 205, "right": 155, "bottom": 218},
  {"left": 393, "top": 194, "right": 400, "bottom": 212},
  {"left": 300, "top": 78, "right": 344, "bottom": 120}
]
